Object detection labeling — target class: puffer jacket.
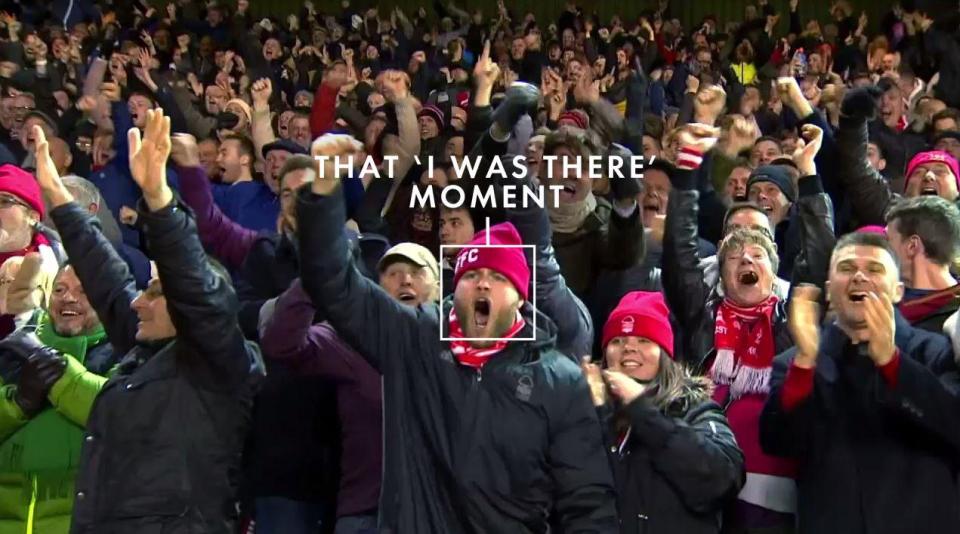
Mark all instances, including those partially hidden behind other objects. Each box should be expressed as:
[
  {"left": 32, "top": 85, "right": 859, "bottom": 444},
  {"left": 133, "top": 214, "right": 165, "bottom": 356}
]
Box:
[
  {"left": 51, "top": 200, "right": 263, "bottom": 534},
  {"left": 297, "top": 186, "right": 619, "bottom": 534},
  {"left": 604, "top": 378, "right": 744, "bottom": 534},
  {"left": 0, "top": 315, "right": 116, "bottom": 534}
]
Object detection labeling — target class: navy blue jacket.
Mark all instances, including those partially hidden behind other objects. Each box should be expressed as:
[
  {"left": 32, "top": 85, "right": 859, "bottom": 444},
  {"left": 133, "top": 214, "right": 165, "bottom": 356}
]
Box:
[
  {"left": 297, "top": 186, "right": 618, "bottom": 534},
  {"left": 760, "top": 314, "right": 960, "bottom": 534}
]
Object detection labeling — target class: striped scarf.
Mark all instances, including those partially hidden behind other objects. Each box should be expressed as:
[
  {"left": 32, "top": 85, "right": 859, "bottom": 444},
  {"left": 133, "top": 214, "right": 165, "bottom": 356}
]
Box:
[
  {"left": 448, "top": 308, "right": 526, "bottom": 369},
  {"left": 710, "top": 295, "right": 779, "bottom": 399}
]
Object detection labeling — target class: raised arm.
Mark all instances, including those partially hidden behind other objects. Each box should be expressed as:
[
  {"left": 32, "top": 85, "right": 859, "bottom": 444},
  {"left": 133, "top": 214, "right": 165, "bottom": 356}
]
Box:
[
  {"left": 506, "top": 180, "right": 593, "bottom": 360},
  {"left": 131, "top": 109, "right": 252, "bottom": 386},
  {"left": 170, "top": 135, "right": 259, "bottom": 271},
  {"left": 835, "top": 86, "right": 895, "bottom": 225},
  {"left": 298, "top": 135, "right": 428, "bottom": 374},
  {"left": 661, "top": 126, "right": 720, "bottom": 369},
  {"left": 250, "top": 78, "right": 278, "bottom": 164},
  {"left": 37, "top": 126, "right": 140, "bottom": 355},
  {"left": 259, "top": 278, "right": 362, "bottom": 383}
]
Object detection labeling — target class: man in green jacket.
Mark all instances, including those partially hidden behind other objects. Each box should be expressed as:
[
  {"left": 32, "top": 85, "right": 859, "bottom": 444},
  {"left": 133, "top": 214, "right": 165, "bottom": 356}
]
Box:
[{"left": 0, "top": 264, "right": 116, "bottom": 534}]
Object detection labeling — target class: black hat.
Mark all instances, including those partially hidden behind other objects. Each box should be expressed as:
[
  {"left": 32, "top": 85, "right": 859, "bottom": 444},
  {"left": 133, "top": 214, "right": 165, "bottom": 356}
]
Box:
[
  {"left": 747, "top": 165, "right": 797, "bottom": 202},
  {"left": 261, "top": 138, "right": 308, "bottom": 159}
]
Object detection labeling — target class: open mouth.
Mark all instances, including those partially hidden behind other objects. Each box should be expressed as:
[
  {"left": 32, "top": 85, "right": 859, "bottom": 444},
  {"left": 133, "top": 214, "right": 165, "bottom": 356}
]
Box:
[
  {"left": 473, "top": 297, "right": 491, "bottom": 328},
  {"left": 58, "top": 309, "right": 80, "bottom": 318},
  {"left": 397, "top": 290, "right": 417, "bottom": 304},
  {"left": 738, "top": 271, "right": 759, "bottom": 285},
  {"left": 921, "top": 185, "right": 938, "bottom": 196},
  {"left": 557, "top": 182, "right": 579, "bottom": 201},
  {"left": 620, "top": 359, "right": 641, "bottom": 371},
  {"left": 848, "top": 291, "right": 869, "bottom": 303}
]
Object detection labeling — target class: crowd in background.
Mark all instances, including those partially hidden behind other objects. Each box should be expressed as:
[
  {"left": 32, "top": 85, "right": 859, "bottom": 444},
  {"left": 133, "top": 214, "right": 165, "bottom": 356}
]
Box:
[{"left": 0, "top": 0, "right": 957, "bottom": 533}]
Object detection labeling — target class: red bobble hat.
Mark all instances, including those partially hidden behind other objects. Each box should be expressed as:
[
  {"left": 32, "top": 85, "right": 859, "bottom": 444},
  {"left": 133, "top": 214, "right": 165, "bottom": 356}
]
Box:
[
  {"left": 453, "top": 222, "right": 530, "bottom": 300},
  {"left": 602, "top": 291, "right": 675, "bottom": 358},
  {"left": 0, "top": 164, "right": 44, "bottom": 218}
]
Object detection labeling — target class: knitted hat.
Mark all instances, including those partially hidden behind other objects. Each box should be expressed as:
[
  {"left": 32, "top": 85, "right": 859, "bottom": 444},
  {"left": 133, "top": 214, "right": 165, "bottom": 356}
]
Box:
[
  {"left": 557, "top": 109, "right": 589, "bottom": 130},
  {"left": 904, "top": 150, "right": 960, "bottom": 192},
  {"left": 417, "top": 105, "right": 445, "bottom": 129},
  {"left": 747, "top": 165, "right": 797, "bottom": 203},
  {"left": 602, "top": 291, "right": 674, "bottom": 357},
  {"left": 0, "top": 164, "right": 44, "bottom": 218},
  {"left": 453, "top": 222, "right": 530, "bottom": 300},
  {"left": 225, "top": 98, "right": 252, "bottom": 126},
  {"left": 857, "top": 225, "right": 887, "bottom": 236}
]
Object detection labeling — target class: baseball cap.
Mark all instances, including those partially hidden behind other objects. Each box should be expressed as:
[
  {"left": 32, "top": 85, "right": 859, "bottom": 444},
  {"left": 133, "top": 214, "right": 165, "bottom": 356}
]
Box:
[{"left": 377, "top": 242, "right": 439, "bottom": 281}]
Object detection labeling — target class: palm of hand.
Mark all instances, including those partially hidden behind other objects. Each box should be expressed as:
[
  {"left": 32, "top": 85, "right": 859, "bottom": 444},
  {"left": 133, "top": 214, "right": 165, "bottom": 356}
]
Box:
[
  {"left": 129, "top": 110, "right": 171, "bottom": 195},
  {"left": 33, "top": 126, "right": 61, "bottom": 193}
]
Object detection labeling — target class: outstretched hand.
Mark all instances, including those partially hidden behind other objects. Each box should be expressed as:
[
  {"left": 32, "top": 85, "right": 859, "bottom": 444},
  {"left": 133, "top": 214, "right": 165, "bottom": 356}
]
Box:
[
  {"left": 33, "top": 125, "right": 73, "bottom": 208},
  {"left": 129, "top": 108, "right": 173, "bottom": 211}
]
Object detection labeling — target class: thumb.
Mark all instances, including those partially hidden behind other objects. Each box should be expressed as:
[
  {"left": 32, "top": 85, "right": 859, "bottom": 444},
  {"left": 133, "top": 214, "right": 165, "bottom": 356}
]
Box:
[{"left": 13, "top": 253, "right": 42, "bottom": 286}]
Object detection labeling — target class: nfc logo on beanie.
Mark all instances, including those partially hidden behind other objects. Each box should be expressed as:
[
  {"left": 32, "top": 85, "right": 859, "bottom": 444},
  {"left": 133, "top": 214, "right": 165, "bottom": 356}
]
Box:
[
  {"left": 454, "top": 248, "right": 480, "bottom": 273},
  {"left": 620, "top": 316, "right": 635, "bottom": 334}
]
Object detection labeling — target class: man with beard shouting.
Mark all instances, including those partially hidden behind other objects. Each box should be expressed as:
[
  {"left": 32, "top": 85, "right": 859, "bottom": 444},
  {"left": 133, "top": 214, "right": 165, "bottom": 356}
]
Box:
[{"left": 296, "top": 134, "right": 618, "bottom": 534}]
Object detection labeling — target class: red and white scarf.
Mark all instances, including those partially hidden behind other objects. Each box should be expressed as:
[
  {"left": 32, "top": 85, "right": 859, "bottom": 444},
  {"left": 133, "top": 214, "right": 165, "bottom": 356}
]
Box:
[
  {"left": 448, "top": 308, "right": 526, "bottom": 369},
  {"left": 710, "top": 296, "right": 779, "bottom": 399}
]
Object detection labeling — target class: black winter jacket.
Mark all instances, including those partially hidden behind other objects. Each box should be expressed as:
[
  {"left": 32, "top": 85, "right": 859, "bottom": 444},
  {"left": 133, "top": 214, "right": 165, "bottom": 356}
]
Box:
[
  {"left": 52, "top": 200, "right": 263, "bottom": 534},
  {"left": 234, "top": 231, "right": 342, "bottom": 508},
  {"left": 604, "top": 388, "right": 744, "bottom": 534},
  {"left": 662, "top": 168, "right": 836, "bottom": 372},
  {"left": 297, "top": 187, "right": 619, "bottom": 534},
  {"left": 506, "top": 182, "right": 595, "bottom": 360},
  {"left": 760, "top": 314, "right": 960, "bottom": 534}
]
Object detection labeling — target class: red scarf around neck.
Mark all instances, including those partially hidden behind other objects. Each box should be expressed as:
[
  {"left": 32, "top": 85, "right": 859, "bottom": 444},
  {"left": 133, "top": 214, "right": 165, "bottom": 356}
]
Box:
[
  {"left": 710, "top": 295, "right": 779, "bottom": 399},
  {"left": 448, "top": 308, "right": 526, "bottom": 369}
]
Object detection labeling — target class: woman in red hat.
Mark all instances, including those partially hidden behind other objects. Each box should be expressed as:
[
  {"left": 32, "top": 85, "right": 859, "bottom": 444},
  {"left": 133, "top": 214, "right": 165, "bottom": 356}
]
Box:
[{"left": 582, "top": 290, "right": 744, "bottom": 534}]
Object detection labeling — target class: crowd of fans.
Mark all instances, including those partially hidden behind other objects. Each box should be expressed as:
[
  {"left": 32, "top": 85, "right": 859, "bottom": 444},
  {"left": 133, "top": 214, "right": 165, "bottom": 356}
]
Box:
[{"left": 0, "top": 0, "right": 958, "bottom": 533}]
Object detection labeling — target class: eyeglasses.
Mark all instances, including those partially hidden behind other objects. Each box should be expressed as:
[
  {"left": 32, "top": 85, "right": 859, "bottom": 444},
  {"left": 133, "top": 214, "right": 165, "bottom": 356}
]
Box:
[{"left": 0, "top": 194, "right": 28, "bottom": 210}]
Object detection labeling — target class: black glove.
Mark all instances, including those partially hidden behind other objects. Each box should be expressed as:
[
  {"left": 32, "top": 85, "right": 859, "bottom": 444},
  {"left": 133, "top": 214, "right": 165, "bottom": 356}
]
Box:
[
  {"left": 0, "top": 331, "right": 67, "bottom": 418},
  {"left": 0, "top": 330, "right": 47, "bottom": 360},
  {"left": 608, "top": 144, "right": 642, "bottom": 200},
  {"left": 15, "top": 349, "right": 66, "bottom": 418},
  {"left": 840, "top": 85, "right": 883, "bottom": 122}
]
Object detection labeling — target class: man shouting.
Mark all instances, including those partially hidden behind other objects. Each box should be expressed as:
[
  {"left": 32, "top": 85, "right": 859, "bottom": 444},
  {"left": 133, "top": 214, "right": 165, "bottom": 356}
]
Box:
[{"left": 296, "top": 134, "right": 617, "bottom": 533}]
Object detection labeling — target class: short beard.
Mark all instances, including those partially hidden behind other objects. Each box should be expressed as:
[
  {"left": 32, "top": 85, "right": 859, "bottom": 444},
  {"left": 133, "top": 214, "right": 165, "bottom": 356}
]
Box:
[{"left": 453, "top": 299, "right": 520, "bottom": 348}]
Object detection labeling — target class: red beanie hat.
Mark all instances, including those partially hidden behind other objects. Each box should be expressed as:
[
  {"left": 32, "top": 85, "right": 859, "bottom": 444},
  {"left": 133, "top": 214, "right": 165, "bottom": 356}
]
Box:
[
  {"left": 602, "top": 291, "right": 675, "bottom": 358},
  {"left": 904, "top": 150, "right": 960, "bottom": 193},
  {"left": 0, "top": 164, "right": 44, "bottom": 218},
  {"left": 417, "top": 105, "right": 445, "bottom": 130},
  {"left": 453, "top": 222, "right": 530, "bottom": 300}
]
